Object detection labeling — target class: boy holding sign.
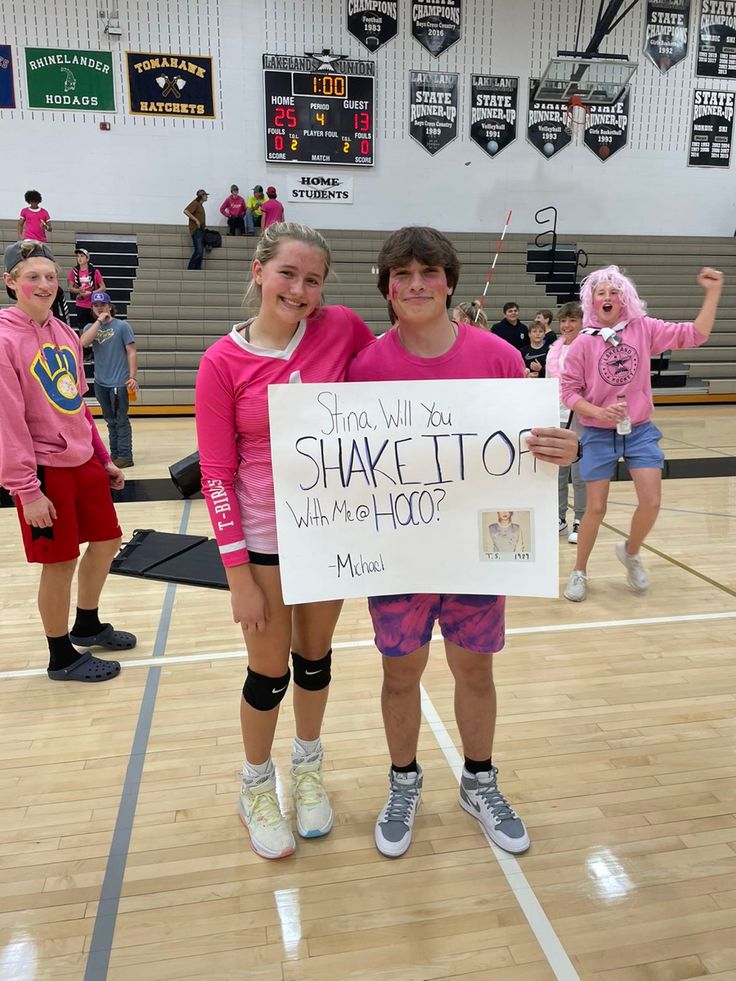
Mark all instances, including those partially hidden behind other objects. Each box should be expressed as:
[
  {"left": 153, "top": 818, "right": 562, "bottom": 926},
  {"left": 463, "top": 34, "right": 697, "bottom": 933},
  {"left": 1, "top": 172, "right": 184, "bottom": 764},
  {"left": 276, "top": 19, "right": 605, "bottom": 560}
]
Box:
[{"left": 348, "top": 226, "right": 579, "bottom": 858}]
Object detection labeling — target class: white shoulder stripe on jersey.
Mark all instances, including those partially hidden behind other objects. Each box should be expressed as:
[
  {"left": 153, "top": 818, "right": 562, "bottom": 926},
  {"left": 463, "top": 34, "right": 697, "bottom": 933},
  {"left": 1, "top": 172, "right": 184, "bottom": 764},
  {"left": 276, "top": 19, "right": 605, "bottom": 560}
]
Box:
[{"left": 219, "top": 540, "right": 247, "bottom": 554}]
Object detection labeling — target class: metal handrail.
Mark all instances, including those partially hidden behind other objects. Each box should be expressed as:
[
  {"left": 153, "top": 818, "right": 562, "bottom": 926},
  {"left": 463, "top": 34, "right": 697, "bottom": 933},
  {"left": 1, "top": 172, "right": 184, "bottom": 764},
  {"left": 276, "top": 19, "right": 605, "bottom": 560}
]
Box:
[{"left": 534, "top": 205, "right": 558, "bottom": 252}]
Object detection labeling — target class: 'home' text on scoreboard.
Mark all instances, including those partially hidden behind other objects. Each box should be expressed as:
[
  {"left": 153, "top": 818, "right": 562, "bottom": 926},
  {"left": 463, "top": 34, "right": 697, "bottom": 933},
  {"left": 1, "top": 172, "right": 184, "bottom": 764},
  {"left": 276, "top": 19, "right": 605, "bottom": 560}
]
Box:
[{"left": 263, "top": 53, "right": 375, "bottom": 167}]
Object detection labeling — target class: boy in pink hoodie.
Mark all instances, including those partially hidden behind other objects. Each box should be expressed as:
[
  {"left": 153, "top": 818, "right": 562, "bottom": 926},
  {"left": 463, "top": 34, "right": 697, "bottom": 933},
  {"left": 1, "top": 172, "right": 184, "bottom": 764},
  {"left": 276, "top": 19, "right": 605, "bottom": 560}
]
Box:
[
  {"left": 560, "top": 263, "right": 723, "bottom": 602},
  {"left": 0, "top": 240, "right": 136, "bottom": 681}
]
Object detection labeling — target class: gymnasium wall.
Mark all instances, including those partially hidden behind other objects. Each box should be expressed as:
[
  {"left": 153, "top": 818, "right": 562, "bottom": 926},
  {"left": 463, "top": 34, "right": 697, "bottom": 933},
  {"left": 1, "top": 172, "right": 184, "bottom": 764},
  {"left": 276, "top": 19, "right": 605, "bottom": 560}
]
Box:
[{"left": 1, "top": 0, "right": 733, "bottom": 236}]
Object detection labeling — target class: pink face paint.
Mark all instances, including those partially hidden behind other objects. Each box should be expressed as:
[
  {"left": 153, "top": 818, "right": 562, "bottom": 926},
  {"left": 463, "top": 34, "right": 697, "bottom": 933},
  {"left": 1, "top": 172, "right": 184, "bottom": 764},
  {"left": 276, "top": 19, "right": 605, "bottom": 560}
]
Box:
[{"left": 20, "top": 283, "right": 36, "bottom": 298}]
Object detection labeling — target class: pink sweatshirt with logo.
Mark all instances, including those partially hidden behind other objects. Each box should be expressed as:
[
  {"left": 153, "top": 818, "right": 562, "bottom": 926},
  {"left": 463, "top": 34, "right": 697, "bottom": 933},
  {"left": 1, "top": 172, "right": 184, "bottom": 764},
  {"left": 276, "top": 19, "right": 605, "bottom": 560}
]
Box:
[
  {"left": 195, "top": 305, "right": 375, "bottom": 566},
  {"left": 0, "top": 307, "right": 111, "bottom": 503},
  {"left": 560, "top": 316, "right": 706, "bottom": 429}
]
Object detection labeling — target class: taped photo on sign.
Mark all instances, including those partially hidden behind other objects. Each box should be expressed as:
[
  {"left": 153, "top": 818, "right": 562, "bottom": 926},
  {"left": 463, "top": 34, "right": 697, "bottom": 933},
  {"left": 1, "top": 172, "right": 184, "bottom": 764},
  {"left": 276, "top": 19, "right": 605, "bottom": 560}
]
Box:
[{"left": 480, "top": 509, "right": 534, "bottom": 563}]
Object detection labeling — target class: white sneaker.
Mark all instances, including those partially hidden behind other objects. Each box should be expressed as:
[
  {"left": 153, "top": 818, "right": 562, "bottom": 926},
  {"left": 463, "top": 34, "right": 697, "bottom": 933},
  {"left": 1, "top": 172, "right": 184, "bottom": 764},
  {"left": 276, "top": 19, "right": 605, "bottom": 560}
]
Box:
[
  {"left": 459, "top": 767, "right": 530, "bottom": 853},
  {"left": 292, "top": 747, "right": 333, "bottom": 838},
  {"left": 558, "top": 518, "right": 568, "bottom": 534},
  {"left": 567, "top": 521, "right": 580, "bottom": 544},
  {"left": 616, "top": 541, "right": 649, "bottom": 592},
  {"left": 375, "top": 767, "right": 423, "bottom": 858},
  {"left": 238, "top": 771, "right": 295, "bottom": 859},
  {"left": 564, "top": 569, "right": 588, "bottom": 602}
]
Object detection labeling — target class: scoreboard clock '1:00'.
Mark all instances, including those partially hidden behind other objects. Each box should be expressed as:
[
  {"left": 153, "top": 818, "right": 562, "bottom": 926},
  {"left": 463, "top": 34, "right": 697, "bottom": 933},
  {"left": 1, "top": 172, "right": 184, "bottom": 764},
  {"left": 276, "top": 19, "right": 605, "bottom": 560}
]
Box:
[{"left": 264, "top": 68, "right": 375, "bottom": 166}]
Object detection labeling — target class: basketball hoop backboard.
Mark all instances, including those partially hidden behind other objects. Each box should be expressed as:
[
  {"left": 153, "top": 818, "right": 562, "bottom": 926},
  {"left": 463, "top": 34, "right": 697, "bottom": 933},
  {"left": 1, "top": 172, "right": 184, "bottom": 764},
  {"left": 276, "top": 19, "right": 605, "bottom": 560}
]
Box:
[{"left": 535, "top": 55, "right": 636, "bottom": 104}]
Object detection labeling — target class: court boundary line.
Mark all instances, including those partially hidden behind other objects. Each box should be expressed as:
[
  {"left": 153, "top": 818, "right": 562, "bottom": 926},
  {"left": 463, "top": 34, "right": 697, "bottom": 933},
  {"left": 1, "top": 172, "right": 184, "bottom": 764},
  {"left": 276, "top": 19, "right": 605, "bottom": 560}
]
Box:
[
  {"left": 2, "top": 610, "right": 735, "bottom": 679},
  {"left": 420, "top": 685, "right": 580, "bottom": 980}
]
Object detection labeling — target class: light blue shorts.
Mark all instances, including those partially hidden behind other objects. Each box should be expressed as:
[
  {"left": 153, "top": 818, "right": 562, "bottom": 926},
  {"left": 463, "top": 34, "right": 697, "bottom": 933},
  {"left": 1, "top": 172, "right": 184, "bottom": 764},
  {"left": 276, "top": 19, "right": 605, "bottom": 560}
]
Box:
[{"left": 579, "top": 421, "right": 664, "bottom": 482}]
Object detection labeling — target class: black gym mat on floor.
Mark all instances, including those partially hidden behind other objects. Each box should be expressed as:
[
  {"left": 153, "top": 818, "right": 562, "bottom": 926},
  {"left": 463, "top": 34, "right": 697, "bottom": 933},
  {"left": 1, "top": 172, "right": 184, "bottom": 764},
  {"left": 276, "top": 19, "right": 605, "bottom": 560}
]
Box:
[{"left": 110, "top": 529, "right": 228, "bottom": 589}]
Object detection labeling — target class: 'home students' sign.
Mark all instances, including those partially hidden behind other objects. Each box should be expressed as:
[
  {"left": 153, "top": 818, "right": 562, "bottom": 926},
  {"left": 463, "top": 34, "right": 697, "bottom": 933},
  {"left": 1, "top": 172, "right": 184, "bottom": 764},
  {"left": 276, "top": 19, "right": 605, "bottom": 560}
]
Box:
[{"left": 270, "top": 379, "right": 560, "bottom": 603}]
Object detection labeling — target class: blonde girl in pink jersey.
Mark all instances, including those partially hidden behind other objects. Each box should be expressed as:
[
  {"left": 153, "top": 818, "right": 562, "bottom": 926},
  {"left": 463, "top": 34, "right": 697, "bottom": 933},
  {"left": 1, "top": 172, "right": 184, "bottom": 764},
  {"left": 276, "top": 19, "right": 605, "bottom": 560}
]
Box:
[
  {"left": 195, "top": 222, "right": 374, "bottom": 859},
  {"left": 561, "top": 264, "right": 723, "bottom": 602}
]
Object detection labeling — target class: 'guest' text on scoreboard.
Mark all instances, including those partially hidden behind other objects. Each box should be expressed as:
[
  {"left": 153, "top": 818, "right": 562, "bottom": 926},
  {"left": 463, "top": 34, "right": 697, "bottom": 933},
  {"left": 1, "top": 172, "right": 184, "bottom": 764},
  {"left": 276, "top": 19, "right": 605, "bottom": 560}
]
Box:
[{"left": 263, "top": 53, "right": 375, "bottom": 167}]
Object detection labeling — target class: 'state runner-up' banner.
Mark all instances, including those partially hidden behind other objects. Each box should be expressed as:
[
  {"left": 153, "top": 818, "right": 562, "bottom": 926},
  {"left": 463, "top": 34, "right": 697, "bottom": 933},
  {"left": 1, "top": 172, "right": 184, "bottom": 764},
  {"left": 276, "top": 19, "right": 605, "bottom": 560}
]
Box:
[
  {"left": 470, "top": 75, "right": 518, "bottom": 158},
  {"left": 347, "top": 0, "right": 398, "bottom": 51},
  {"left": 643, "top": 0, "right": 691, "bottom": 72},
  {"left": 689, "top": 88, "right": 734, "bottom": 165},
  {"left": 584, "top": 90, "right": 630, "bottom": 161},
  {"left": 409, "top": 71, "right": 458, "bottom": 154},
  {"left": 527, "top": 79, "right": 571, "bottom": 158},
  {"left": 0, "top": 45, "right": 15, "bottom": 109},
  {"left": 697, "top": 0, "right": 736, "bottom": 77},
  {"left": 25, "top": 47, "right": 115, "bottom": 111},
  {"left": 269, "top": 379, "right": 560, "bottom": 604},
  {"left": 412, "top": 0, "right": 462, "bottom": 56},
  {"left": 126, "top": 52, "right": 215, "bottom": 117}
]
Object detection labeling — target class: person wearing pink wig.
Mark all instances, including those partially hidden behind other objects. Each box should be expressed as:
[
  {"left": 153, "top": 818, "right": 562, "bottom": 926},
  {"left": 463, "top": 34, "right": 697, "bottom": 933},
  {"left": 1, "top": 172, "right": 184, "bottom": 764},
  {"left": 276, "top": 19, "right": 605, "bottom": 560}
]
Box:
[{"left": 560, "top": 263, "right": 723, "bottom": 602}]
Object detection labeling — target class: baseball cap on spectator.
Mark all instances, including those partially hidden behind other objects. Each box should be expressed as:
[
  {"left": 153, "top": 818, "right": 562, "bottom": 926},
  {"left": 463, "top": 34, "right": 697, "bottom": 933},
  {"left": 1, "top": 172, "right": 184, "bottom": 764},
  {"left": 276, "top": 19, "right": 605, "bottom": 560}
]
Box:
[
  {"left": 91, "top": 291, "right": 111, "bottom": 304},
  {"left": 4, "top": 240, "right": 56, "bottom": 274},
  {"left": 253, "top": 185, "right": 263, "bottom": 193},
  {"left": 74, "top": 247, "right": 90, "bottom": 257},
  {"left": 266, "top": 186, "right": 277, "bottom": 196}
]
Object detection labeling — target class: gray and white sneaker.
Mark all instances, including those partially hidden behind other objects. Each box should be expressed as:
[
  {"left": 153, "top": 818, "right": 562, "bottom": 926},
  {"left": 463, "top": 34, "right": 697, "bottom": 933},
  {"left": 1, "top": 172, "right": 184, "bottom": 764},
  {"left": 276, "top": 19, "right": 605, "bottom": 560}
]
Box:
[
  {"left": 374, "top": 766, "right": 423, "bottom": 858},
  {"left": 567, "top": 521, "right": 580, "bottom": 545},
  {"left": 564, "top": 569, "right": 588, "bottom": 602},
  {"left": 616, "top": 541, "right": 649, "bottom": 592},
  {"left": 459, "top": 766, "right": 530, "bottom": 853}
]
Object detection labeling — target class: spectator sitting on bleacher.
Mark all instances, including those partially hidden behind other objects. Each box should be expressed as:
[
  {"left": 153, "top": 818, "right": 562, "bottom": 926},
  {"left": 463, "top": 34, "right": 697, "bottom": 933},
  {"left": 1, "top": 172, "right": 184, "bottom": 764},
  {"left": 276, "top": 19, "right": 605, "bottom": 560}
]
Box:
[
  {"left": 220, "top": 185, "right": 247, "bottom": 236},
  {"left": 79, "top": 291, "right": 138, "bottom": 469},
  {"left": 491, "top": 302, "right": 529, "bottom": 351},
  {"left": 246, "top": 185, "right": 265, "bottom": 235}
]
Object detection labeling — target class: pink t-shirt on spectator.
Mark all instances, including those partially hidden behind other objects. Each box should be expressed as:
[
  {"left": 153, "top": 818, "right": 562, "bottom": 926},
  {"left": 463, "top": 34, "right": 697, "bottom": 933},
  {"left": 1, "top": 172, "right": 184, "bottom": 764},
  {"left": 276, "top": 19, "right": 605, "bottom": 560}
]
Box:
[
  {"left": 67, "top": 267, "right": 104, "bottom": 309},
  {"left": 19, "top": 207, "right": 51, "bottom": 242},
  {"left": 219, "top": 194, "right": 247, "bottom": 218},
  {"left": 195, "top": 305, "right": 375, "bottom": 565},
  {"left": 261, "top": 199, "right": 285, "bottom": 228}
]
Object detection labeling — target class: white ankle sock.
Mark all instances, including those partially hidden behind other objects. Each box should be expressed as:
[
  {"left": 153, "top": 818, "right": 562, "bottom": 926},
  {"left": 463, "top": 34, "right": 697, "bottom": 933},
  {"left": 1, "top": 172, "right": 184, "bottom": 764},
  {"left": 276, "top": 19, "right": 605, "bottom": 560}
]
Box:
[
  {"left": 243, "top": 756, "right": 273, "bottom": 781},
  {"left": 293, "top": 736, "right": 321, "bottom": 757}
]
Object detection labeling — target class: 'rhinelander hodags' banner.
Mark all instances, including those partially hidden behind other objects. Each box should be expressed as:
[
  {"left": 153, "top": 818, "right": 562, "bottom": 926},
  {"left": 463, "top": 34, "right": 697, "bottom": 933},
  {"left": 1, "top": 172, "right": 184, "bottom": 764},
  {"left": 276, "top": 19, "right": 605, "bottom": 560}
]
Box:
[
  {"left": 643, "top": 0, "right": 690, "bottom": 72},
  {"left": 126, "top": 52, "right": 215, "bottom": 117},
  {"left": 346, "top": 0, "right": 398, "bottom": 51},
  {"left": 269, "top": 379, "right": 560, "bottom": 604},
  {"left": 25, "top": 47, "right": 115, "bottom": 111}
]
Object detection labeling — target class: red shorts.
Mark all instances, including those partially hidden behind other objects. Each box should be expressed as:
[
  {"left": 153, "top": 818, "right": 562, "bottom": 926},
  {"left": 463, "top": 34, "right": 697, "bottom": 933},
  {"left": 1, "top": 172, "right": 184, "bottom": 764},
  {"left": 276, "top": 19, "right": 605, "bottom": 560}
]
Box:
[{"left": 17, "top": 457, "right": 122, "bottom": 564}]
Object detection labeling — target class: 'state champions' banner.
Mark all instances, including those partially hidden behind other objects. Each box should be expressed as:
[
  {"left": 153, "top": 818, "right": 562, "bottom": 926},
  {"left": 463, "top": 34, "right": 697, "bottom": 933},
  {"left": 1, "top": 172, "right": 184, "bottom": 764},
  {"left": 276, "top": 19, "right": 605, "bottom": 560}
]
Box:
[
  {"left": 643, "top": 0, "right": 690, "bottom": 72},
  {"left": 584, "top": 90, "right": 630, "bottom": 161},
  {"left": 347, "top": 0, "right": 398, "bottom": 51},
  {"left": 470, "top": 75, "right": 518, "bottom": 158},
  {"left": 689, "top": 88, "right": 734, "bottom": 164},
  {"left": 0, "top": 45, "right": 15, "bottom": 109},
  {"left": 126, "top": 52, "right": 215, "bottom": 117},
  {"left": 697, "top": 0, "right": 736, "bottom": 77},
  {"left": 25, "top": 47, "right": 114, "bottom": 111},
  {"left": 409, "top": 71, "right": 458, "bottom": 154},
  {"left": 269, "top": 379, "right": 560, "bottom": 604},
  {"left": 527, "top": 80, "right": 571, "bottom": 158},
  {"left": 412, "top": 0, "right": 462, "bottom": 56}
]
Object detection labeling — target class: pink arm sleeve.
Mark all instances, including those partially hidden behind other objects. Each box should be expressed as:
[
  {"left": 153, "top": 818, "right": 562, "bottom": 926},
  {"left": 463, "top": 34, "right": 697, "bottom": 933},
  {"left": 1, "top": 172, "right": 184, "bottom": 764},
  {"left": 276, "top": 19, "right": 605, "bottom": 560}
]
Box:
[
  {"left": 195, "top": 353, "right": 249, "bottom": 566},
  {"left": 84, "top": 404, "right": 111, "bottom": 465}
]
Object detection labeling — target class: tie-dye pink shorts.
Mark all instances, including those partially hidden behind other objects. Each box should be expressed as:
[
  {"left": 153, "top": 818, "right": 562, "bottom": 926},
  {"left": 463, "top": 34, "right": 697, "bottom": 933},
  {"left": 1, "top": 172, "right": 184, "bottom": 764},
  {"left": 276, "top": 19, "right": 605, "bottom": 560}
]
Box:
[{"left": 368, "top": 593, "right": 506, "bottom": 657}]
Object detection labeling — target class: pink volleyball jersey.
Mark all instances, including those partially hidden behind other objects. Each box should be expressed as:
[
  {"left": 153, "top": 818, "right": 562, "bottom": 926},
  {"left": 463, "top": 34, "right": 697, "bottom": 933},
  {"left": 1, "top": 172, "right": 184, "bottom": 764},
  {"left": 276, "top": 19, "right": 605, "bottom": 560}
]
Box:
[{"left": 195, "top": 305, "right": 375, "bottom": 565}]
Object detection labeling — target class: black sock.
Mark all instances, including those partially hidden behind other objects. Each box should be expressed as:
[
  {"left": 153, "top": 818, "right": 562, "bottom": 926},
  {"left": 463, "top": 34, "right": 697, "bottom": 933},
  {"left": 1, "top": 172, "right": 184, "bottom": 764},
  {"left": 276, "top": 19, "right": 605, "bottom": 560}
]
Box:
[
  {"left": 464, "top": 756, "right": 493, "bottom": 775},
  {"left": 71, "top": 607, "right": 104, "bottom": 637},
  {"left": 391, "top": 759, "right": 418, "bottom": 774},
  {"left": 47, "top": 634, "right": 82, "bottom": 671}
]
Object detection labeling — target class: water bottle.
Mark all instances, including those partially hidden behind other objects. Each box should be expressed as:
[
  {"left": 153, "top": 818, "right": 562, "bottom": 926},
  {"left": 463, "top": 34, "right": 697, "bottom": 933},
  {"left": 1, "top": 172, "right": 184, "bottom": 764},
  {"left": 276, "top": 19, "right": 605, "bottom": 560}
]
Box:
[{"left": 616, "top": 394, "right": 631, "bottom": 435}]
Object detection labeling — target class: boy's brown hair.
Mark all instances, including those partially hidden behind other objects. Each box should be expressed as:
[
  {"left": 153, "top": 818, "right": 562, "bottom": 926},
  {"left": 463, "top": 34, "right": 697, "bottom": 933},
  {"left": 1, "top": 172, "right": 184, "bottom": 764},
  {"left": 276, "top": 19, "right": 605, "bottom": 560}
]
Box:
[
  {"left": 557, "top": 300, "right": 583, "bottom": 321},
  {"left": 376, "top": 227, "right": 460, "bottom": 319}
]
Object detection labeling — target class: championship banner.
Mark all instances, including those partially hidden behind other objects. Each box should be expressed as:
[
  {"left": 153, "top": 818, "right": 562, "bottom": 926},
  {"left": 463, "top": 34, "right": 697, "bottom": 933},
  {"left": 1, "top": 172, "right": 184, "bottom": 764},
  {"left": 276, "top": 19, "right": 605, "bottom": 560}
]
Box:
[
  {"left": 470, "top": 75, "right": 518, "bottom": 158},
  {"left": 584, "top": 89, "right": 630, "bottom": 161},
  {"left": 688, "top": 88, "right": 734, "bottom": 165},
  {"left": 643, "top": 0, "right": 690, "bottom": 72},
  {"left": 126, "top": 52, "right": 215, "bottom": 117},
  {"left": 527, "top": 80, "right": 571, "bottom": 159},
  {"left": 412, "top": 0, "right": 462, "bottom": 56},
  {"left": 25, "top": 47, "right": 115, "bottom": 111},
  {"left": 409, "top": 71, "right": 458, "bottom": 154},
  {"left": 269, "top": 379, "right": 560, "bottom": 604},
  {"left": 697, "top": 0, "right": 736, "bottom": 77},
  {"left": 0, "top": 45, "right": 15, "bottom": 109},
  {"left": 286, "top": 175, "right": 354, "bottom": 203},
  {"left": 347, "top": 0, "right": 398, "bottom": 52}
]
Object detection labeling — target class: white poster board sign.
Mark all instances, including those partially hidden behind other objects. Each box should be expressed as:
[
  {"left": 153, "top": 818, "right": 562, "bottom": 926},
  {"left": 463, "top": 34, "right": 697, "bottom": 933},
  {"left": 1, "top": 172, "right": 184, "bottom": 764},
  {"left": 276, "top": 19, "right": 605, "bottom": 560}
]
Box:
[{"left": 269, "top": 379, "right": 560, "bottom": 603}]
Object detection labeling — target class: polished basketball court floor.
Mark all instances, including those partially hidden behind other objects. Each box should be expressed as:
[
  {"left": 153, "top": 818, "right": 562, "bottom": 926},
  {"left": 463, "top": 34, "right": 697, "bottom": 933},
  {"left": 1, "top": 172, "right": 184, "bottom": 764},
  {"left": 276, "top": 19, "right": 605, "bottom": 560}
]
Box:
[{"left": 0, "top": 406, "right": 734, "bottom": 980}]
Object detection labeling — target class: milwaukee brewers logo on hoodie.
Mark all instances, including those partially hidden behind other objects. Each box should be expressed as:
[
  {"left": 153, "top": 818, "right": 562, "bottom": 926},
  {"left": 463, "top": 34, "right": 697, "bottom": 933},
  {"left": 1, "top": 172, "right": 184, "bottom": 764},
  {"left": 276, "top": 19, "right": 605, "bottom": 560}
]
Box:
[{"left": 30, "top": 343, "right": 82, "bottom": 414}]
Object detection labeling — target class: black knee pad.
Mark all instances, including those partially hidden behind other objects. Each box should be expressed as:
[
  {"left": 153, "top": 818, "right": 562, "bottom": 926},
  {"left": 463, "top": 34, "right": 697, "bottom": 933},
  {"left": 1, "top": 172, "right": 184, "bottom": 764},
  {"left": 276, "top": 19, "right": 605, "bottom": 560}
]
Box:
[
  {"left": 242, "top": 666, "right": 290, "bottom": 711},
  {"left": 292, "top": 649, "right": 332, "bottom": 691}
]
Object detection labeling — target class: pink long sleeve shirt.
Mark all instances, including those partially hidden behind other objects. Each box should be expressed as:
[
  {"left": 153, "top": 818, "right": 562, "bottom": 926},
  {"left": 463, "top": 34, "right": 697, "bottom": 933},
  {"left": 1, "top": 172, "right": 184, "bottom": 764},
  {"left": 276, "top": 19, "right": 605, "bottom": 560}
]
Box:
[
  {"left": 0, "top": 307, "right": 111, "bottom": 504},
  {"left": 195, "top": 305, "right": 375, "bottom": 566},
  {"left": 560, "top": 316, "right": 707, "bottom": 429}
]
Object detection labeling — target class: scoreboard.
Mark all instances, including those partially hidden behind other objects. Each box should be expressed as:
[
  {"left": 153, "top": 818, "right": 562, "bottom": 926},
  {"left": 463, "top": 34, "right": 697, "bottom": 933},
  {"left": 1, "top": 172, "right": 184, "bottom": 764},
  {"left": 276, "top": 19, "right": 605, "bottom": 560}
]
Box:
[{"left": 263, "top": 54, "right": 375, "bottom": 167}]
